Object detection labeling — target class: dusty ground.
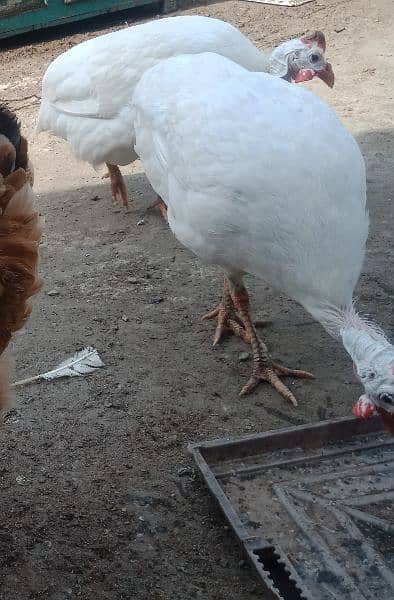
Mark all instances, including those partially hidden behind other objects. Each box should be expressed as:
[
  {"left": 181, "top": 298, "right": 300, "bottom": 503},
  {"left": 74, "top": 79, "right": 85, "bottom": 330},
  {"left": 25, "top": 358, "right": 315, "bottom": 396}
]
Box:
[{"left": 0, "top": 0, "right": 393, "bottom": 598}]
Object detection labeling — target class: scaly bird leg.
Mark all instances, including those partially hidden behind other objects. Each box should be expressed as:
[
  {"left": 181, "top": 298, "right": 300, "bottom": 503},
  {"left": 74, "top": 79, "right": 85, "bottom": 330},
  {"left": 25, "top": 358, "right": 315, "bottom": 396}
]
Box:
[
  {"left": 202, "top": 278, "right": 245, "bottom": 345},
  {"left": 229, "top": 282, "right": 314, "bottom": 406},
  {"left": 202, "top": 277, "right": 269, "bottom": 345},
  {"left": 103, "top": 163, "right": 129, "bottom": 207},
  {"left": 147, "top": 195, "right": 168, "bottom": 223}
]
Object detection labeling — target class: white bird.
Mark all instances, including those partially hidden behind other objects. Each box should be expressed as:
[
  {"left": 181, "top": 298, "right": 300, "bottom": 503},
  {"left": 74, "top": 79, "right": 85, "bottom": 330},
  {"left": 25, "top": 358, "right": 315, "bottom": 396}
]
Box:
[
  {"left": 36, "top": 15, "right": 334, "bottom": 210},
  {"left": 132, "top": 52, "right": 394, "bottom": 420}
]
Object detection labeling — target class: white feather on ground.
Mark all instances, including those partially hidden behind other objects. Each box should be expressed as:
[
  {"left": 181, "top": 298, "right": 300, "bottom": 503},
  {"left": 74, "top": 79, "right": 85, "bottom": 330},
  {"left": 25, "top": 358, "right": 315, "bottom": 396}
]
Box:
[{"left": 11, "top": 347, "right": 104, "bottom": 387}]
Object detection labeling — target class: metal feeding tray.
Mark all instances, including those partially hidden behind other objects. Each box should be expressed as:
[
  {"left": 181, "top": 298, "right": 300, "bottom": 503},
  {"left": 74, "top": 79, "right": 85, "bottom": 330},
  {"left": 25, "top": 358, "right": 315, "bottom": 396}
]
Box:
[{"left": 189, "top": 416, "right": 394, "bottom": 599}]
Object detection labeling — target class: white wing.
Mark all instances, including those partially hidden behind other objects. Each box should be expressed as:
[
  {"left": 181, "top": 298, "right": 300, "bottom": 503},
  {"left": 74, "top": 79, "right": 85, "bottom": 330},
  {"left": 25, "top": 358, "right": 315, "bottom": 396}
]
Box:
[{"left": 36, "top": 16, "right": 266, "bottom": 166}]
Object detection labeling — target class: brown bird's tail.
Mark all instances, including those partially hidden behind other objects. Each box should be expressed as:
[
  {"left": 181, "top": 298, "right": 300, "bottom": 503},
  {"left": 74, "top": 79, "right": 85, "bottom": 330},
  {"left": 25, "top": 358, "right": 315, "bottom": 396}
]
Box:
[{"left": 0, "top": 168, "right": 43, "bottom": 411}]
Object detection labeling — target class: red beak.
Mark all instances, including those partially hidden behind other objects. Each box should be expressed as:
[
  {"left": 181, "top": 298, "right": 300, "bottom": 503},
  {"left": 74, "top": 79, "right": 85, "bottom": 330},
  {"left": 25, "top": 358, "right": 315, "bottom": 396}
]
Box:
[
  {"left": 353, "top": 396, "right": 377, "bottom": 419},
  {"left": 293, "top": 69, "right": 315, "bottom": 84},
  {"left": 293, "top": 63, "right": 335, "bottom": 88},
  {"left": 316, "top": 62, "right": 335, "bottom": 88},
  {"left": 353, "top": 396, "right": 394, "bottom": 436}
]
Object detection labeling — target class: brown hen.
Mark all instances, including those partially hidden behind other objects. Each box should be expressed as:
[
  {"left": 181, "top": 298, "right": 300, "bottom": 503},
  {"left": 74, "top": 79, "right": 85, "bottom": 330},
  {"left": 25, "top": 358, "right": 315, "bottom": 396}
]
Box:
[{"left": 0, "top": 105, "right": 43, "bottom": 411}]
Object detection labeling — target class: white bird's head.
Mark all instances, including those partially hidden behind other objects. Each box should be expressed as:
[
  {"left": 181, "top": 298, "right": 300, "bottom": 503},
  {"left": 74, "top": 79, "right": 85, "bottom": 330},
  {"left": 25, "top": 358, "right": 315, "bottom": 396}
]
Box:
[
  {"left": 354, "top": 350, "right": 394, "bottom": 415},
  {"left": 341, "top": 326, "right": 394, "bottom": 434},
  {"left": 268, "top": 31, "right": 335, "bottom": 88}
]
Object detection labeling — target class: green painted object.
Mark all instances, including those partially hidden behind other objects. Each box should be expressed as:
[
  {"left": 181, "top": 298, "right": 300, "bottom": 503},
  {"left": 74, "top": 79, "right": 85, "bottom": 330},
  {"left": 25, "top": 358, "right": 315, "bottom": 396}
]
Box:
[{"left": 0, "top": 0, "right": 163, "bottom": 40}]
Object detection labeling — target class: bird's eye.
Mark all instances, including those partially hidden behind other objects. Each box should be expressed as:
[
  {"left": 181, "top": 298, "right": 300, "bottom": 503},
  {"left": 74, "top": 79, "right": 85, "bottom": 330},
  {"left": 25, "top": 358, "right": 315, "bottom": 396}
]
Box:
[
  {"left": 310, "top": 53, "right": 320, "bottom": 64},
  {"left": 379, "top": 393, "right": 394, "bottom": 406}
]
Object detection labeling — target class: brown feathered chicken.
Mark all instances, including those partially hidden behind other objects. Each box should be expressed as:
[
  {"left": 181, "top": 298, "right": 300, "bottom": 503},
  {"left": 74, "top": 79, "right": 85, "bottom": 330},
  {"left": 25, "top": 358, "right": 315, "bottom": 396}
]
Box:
[
  {"left": 0, "top": 105, "right": 43, "bottom": 412},
  {"left": 0, "top": 104, "right": 33, "bottom": 184}
]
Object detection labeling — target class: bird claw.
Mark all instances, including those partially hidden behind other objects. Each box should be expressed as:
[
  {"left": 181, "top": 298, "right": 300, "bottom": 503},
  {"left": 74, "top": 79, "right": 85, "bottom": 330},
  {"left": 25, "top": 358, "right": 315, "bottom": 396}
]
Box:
[
  {"left": 202, "top": 304, "right": 247, "bottom": 345},
  {"left": 202, "top": 305, "right": 269, "bottom": 346},
  {"left": 147, "top": 196, "right": 168, "bottom": 223},
  {"left": 202, "top": 302, "right": 230, "bottom": 346},
  {"left": 202, "top": 304, "right": 228, "bottom": 345},
  {"left": 239, "top": 361, "right": 314, "bottom": 406},
  {"left": 271, "top": 361, "right": 314, "bottom": 380}
]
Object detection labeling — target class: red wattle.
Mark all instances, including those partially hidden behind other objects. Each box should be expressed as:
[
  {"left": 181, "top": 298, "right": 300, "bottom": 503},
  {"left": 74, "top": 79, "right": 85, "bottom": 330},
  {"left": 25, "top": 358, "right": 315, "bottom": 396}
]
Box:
[
  {"left": 293, "top": 69, "right": 315, "bottom": 84},
  {"left": 353, "top": 398, "right": 394, "bottom": 436},
  {"left": 353, "top": 397, "right": 377, "bottom": 419}
]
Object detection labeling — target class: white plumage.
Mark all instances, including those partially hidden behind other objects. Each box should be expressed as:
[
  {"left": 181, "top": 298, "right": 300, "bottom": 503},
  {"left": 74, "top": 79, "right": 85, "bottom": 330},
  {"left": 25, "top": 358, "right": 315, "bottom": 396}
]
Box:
[
  {"left": 134, "top": 53, "right": 366, "bottom": 319},
  {"left": 132, "top": 52, "right": 394, "bottom": 413},
  {"left": 36, "top": 15, "right": 333, "bottom": 207}
]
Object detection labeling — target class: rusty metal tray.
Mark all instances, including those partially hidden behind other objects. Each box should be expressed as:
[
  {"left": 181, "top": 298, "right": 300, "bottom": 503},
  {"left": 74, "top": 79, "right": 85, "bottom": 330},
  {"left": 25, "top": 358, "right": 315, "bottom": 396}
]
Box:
[{"left": 189, "top": 416, "right": 394, "bottom": 599}]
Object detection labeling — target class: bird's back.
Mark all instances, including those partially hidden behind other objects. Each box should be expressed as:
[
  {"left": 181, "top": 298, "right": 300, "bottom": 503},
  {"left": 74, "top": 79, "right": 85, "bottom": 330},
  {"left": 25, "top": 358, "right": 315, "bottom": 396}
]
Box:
[
  {"left": 133, "top": 53, "right": 368, "bottom": 318},
  {"left": 36, "top": 16, "right": 265, "bottom": 166}
]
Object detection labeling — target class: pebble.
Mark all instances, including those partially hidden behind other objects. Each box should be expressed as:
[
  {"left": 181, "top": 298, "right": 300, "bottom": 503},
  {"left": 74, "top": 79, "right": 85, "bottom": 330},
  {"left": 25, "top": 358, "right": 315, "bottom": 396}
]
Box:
[
  {"left": 47, "top": 289, "right": 60, "bottom": 296},
  {"left": 151, "top": 296, "right": 164, "bottom": 304},
  {"left": 178, "top": 467, "right": 194, "bottom": 478},
  {"left": 238, "top": 351, "right": 250, "bottom": 362}
]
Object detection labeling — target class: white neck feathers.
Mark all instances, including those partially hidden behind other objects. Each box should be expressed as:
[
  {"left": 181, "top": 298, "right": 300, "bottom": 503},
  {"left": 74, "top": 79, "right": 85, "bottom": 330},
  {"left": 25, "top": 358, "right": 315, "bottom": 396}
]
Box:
[{"left": 338, "top": 309, "right": 392, "bottom": 371}]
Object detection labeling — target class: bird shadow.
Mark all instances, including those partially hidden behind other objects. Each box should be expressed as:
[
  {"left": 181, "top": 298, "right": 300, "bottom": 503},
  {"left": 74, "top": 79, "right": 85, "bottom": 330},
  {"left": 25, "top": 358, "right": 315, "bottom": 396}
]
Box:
[
  {"left": 356, "top": 128, "right": 394, "bottom": 198},
  {"left": 352, "top": 128, "right": 394, "bottom": 328}
]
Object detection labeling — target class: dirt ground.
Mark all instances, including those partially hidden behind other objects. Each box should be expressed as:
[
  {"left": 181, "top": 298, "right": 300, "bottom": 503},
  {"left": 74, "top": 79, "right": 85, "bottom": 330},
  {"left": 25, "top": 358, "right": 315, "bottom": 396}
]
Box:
[{"left": 0, "top": 0, "right": 393, "bottom": 598}]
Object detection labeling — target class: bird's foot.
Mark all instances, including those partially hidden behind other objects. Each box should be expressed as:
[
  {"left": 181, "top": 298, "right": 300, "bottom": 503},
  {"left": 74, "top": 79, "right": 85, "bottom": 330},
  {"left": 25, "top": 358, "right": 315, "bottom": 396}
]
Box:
[
  {"left": 103, "top": 164, "right": 129, "bottom": 207},
  {"left": 147, "top": 195, "right": 168, "bottom": 223},
  {"left": 202, "top": 300, "right": 246, "bottom": 346},
  {"left": 202, "top": 279, "right": 269, "bottom": 346},
  {"left": 227, "top": 282, "right": 313, "bottom": 405},
  {"left": 240, "top": 357, "right": 314, "bottom": 406}
]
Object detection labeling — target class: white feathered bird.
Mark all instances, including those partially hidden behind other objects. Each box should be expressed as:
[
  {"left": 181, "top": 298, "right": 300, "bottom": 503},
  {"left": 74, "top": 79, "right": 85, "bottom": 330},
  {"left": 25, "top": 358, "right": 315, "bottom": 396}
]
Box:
[
  {"left": 131, "top": 52, "right": 394, "bottom": 426},
  {"left": 36, "top": 15, "right": 334, "bottom": 210}
]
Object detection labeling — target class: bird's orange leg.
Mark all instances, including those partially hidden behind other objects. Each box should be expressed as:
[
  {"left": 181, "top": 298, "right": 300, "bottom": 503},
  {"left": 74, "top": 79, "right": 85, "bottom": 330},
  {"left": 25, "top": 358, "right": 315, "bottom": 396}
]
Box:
[
  {"left": 202, "top": 278, "right": 245, "bottom": 345},
  {"left": 103, "top": 163, "right": 129, "bottom": 207},
  {"left": 202, "top": 277, "right": 269, "bottom": 346},
  {"left": 147, "top": 195, "right": 168, "bottom": 223},
  {"left": 228, "top": 284, "right": 314, "bottom": 405}
]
